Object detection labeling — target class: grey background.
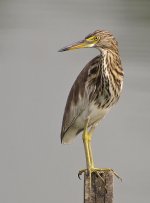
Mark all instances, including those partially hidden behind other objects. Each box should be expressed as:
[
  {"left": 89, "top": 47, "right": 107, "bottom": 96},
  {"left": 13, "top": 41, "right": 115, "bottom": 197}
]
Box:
[{"left": 0, "top": 0, "right": 150, "bottom": 202}]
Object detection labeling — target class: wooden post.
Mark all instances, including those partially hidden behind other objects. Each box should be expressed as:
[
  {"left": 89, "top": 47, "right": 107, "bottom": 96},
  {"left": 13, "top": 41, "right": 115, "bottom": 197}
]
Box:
[{"left": 84, "top": 171, "right": 113, "bottom": 203}]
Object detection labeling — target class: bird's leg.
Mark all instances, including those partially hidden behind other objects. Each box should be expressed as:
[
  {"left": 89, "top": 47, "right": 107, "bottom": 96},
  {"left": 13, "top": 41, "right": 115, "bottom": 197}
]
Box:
[
  {"left": 82, "top": 118, "right": 91, "bottom": 170},
  {"left": 88, "top": 128, "right": 122, "bottom": 181},
  {"left": 78, "top": 122, "right": 122, "bottom": 182},
  {"left": 78, "top": 119, "right": 94, "bottom": 179},
  {"left": 88, "top": 126, "right": 96, "bottom": 169},
  {"left": 78, "top": 118, "right": 93, "bottom": 191},
  {"left": 87, "top": 126, "right": 122, "bottom": 182}
]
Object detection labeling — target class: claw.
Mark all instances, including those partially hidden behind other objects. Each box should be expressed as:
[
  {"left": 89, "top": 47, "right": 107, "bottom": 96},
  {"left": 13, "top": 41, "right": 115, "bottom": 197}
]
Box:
[
  {"left": 112, "top": 170, "right": 122, "bottom": 182},
  {"left": 78, "top": 168, "right": 122, "bottom": 182},
  {"left": 78, "top": 167, "right": 121, "bottom": 196},
  {"left": 78, "top": 172, "right": 82, "bottom": 180},
  {"left": 95, "top": 171, "right": 105, "bottom": 183},
  {"left": 78, "top": 169, "right": 88, "bottom": 179}
]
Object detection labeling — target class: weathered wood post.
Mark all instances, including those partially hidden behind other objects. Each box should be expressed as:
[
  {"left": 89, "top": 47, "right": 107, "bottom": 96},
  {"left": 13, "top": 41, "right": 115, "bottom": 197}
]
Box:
[{"left": 84, "top": 171, "right": 113, "bottom": 203}]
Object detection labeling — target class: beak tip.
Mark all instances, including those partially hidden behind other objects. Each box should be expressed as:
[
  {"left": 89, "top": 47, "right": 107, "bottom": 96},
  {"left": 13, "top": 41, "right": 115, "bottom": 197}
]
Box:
[
  {"left": 58, "top": 49, "right": 63, "bottom": 52},
  {"left": 58, "top": 47, "right": 68, "bottom": 52},
  {"left": 58, "top": 39, "right": 86, "bottom": 52}
]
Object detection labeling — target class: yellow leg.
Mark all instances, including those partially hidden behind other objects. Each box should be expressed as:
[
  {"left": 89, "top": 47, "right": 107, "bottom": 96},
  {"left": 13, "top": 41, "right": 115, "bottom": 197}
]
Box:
[
  {"left": 88, "top": 126, "right": 96, "bottom": 168},
  {"left": 78, "top": 120, "right": 122, "bottom": 182},
  {"left": 82, "top": 119, "right": 91, "bottom": 169},
  {"left": 79, "top": 119, "right": 95, "bottom": 180}
]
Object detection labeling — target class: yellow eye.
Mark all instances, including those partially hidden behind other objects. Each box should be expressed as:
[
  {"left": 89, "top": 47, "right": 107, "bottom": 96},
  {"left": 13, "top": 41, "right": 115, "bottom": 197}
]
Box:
[
  {"left": 94, "top": 36, "right": 98, "bottom": 41},
  {"left": 86, "top": 36, "right": 98, "bottom": 42}
]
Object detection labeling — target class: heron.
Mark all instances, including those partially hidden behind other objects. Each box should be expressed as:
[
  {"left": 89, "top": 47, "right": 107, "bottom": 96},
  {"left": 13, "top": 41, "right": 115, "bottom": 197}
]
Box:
[{"left": 58, "top": 30, "right": 124, "bottom": 178}]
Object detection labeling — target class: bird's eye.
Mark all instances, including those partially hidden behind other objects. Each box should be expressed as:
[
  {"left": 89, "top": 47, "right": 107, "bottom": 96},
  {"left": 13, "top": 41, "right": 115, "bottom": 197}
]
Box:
[
  {"left": 94, "top": 36, "right": 98, "bottom": 41},
  {"left": 86, "top": 36, "right": 99, "bottom": 42}
]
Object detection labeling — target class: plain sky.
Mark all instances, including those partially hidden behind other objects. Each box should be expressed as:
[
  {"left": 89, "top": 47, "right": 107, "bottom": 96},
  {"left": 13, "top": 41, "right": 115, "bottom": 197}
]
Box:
[{"left": 0, "top": 0, "right": 150, "bottom": 203}]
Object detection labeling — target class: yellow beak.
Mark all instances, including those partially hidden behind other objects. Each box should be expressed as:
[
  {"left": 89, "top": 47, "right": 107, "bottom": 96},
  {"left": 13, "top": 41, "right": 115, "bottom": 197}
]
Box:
[{"left": 58, "top": 39, "right": 95, "bottom": 52}]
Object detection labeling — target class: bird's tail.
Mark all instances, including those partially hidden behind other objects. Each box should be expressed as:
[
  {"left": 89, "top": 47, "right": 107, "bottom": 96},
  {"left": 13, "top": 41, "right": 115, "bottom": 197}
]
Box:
[{"left": 61, "top": 128, "right": 78, "bottom": 144}]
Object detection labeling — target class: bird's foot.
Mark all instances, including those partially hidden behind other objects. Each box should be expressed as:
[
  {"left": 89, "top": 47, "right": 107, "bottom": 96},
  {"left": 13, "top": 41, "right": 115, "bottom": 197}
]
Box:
[{"left": 78, "top": 167, "right": 122, "bottom": 182}]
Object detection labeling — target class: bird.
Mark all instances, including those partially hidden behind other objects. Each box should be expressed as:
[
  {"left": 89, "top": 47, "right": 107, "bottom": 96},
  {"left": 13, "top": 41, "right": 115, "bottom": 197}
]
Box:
[{"left": 58, "top": 30, "right": 124, "bottom": 177}]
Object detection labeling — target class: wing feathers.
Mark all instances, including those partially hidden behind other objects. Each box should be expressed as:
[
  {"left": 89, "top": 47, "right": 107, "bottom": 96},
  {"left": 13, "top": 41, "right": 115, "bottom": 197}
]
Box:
[{"left": 61, "top": 55, "right": 101, "bottom": 142}]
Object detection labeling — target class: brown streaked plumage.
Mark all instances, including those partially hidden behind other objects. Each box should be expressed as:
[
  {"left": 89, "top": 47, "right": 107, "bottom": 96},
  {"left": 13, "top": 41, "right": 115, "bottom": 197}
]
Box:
[{"left": 59, "top": 30, "right": 124, "bottom": 145}]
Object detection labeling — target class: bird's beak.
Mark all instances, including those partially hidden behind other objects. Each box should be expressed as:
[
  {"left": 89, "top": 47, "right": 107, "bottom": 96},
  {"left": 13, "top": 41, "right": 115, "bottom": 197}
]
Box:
[{"left": 58, "top": 39, "right": 94, "bottom": 52}]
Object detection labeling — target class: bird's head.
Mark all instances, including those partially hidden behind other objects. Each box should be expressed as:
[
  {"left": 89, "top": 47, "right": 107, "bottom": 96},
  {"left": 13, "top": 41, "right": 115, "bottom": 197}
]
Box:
[{"left": 58, "top": 30, "right": 118, "bottom": 52}]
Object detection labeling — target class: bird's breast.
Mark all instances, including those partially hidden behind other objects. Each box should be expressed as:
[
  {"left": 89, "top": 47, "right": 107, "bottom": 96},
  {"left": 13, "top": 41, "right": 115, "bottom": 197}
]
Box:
[
  {"left": 88, "top": 103, "right": 111, "bottom": 125},
  {"left": 74, "top": 100, "right": 111, "bottom": 129}
]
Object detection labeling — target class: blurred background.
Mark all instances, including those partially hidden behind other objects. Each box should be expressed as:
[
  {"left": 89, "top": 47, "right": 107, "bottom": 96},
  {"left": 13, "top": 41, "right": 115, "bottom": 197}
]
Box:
[{"left": 0, "top": 0, "right": 150, "bottom": 202}]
